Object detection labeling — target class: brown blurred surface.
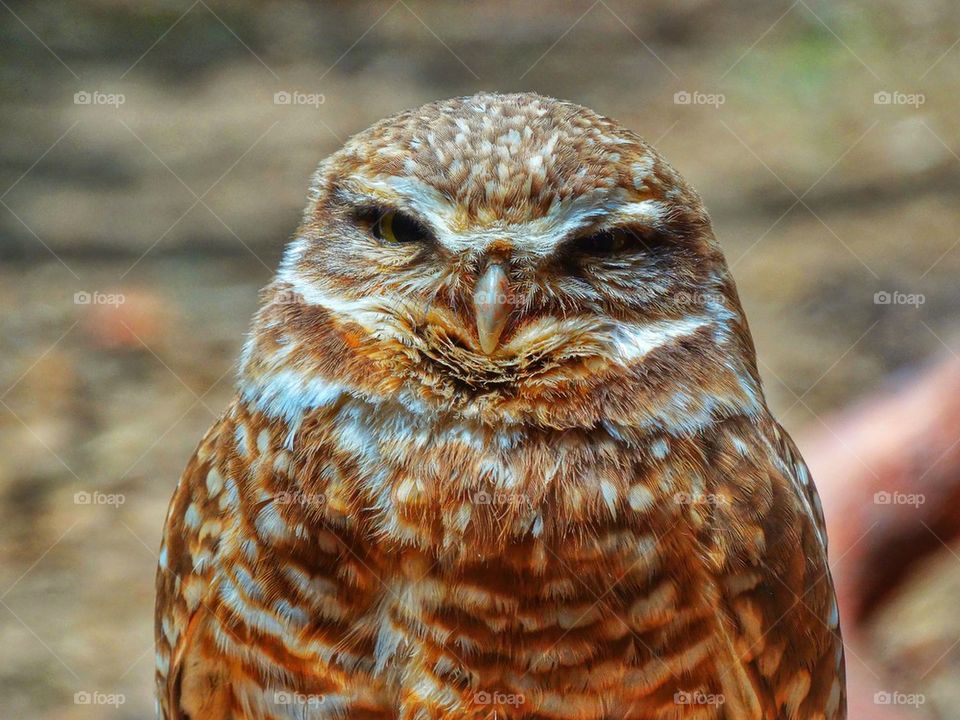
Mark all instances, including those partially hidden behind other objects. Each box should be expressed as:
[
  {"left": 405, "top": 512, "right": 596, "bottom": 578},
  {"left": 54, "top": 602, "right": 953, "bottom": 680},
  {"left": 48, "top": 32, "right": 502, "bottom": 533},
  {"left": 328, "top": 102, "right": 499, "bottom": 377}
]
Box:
[
  {"left": 801, "top": 357, "right": 960, "bottom": 720},
  {"left": 2, "top": 1, "right": 959, "bottom": 717}
]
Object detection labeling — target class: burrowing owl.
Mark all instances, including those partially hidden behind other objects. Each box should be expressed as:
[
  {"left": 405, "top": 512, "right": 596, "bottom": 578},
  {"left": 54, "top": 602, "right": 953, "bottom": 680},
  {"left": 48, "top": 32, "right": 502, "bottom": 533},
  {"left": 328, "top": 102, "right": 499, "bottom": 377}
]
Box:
[{"left": 156, "top": 93, "right": 845, "bottom": 719}]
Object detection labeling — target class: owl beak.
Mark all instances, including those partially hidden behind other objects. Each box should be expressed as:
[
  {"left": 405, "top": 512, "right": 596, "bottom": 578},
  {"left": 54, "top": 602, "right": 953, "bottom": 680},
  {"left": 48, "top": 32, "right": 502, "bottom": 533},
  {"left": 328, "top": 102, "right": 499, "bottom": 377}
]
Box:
[{"left": 473, "top": 263, "right": 511, "bottom": 355}]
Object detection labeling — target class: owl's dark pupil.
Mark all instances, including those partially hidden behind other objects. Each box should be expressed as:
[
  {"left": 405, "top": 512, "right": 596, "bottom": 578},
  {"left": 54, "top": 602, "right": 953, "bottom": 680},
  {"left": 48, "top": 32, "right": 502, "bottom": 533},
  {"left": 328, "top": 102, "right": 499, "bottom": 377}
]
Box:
[
  {"left": 590, "top": 232, "right": 619, "bottom": 252},
  {"left": 576, "top": 230, "right": 626, "bottom": 254},
  {"left": 395, "top": 214, "right": 423, "bottom": 242},
  {"left": 374, "top": 211, "right": 425, "bottom": 243}
]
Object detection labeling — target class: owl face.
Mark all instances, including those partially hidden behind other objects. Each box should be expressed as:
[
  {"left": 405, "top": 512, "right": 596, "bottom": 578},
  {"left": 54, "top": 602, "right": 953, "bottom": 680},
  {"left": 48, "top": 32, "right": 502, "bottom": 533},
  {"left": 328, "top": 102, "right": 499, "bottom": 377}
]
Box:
[{"left": 246, "top": 94, "right": 761, "bottom": 429}]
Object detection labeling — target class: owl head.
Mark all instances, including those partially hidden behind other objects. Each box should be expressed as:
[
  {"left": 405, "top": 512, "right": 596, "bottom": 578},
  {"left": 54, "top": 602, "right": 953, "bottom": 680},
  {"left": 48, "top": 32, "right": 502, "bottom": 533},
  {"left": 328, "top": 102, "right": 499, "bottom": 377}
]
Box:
[{"left": 241, "top": 93, "right": 763, "bottom": 433}]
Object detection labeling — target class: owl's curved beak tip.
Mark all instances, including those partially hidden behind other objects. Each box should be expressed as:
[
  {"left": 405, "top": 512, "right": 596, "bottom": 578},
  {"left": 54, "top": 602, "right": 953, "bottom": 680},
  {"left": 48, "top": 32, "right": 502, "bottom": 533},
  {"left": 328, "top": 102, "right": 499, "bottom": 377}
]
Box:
[{"left": 473, "top": 263, "right": 511, "bottom": 355}]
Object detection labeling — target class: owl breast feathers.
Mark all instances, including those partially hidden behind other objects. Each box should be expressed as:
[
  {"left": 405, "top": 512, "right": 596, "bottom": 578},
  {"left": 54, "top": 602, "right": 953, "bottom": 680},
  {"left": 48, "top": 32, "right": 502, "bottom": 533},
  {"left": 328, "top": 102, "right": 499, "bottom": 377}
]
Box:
[{"left": 155, "top": 92, "right": 845, "bottom": 719}]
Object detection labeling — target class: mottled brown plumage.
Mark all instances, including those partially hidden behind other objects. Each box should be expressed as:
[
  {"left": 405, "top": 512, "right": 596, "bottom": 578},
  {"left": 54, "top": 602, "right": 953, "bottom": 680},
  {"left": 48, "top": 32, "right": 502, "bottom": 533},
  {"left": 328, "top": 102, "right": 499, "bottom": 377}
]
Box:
[{"left": 156, "top": 93, "right": 845, "bottom": 719}]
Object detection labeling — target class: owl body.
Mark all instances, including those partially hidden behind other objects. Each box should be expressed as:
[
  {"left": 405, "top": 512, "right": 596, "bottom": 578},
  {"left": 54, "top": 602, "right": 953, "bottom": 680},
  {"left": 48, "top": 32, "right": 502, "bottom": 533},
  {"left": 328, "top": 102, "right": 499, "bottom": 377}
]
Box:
[{"left": 156, "top": 93, "right": 845, "bottom": 719}]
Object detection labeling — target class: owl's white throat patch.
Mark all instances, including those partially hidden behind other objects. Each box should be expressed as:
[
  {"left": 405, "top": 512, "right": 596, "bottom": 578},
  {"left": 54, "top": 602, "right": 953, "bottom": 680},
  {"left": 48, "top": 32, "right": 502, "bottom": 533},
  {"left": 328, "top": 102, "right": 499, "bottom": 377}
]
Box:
[
  {"left": 610, "top": 316, "right": 710, "bottom": 364},
  {"left": 240, "top": 369, "right": 346, "bottom": 449}
]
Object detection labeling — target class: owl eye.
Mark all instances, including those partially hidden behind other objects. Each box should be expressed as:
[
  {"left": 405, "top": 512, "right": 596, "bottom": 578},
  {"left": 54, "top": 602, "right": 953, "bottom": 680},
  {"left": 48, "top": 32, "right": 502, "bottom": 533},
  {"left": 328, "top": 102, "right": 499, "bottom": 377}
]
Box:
[
  {"left": 570, "top": 227, "right": 659, "bottom": 256},
  {"left": 574, "top": 229, "right": 628, "bottom": 254},
  {"left": 372, "top": 210, "right": 430, "bottom": 244}
]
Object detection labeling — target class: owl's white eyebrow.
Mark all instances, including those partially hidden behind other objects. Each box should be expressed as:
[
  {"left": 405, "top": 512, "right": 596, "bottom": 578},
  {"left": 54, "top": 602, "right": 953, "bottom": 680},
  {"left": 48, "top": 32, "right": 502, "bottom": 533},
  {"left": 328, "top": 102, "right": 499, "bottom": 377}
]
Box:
[
  {"left": 610, "top": 199, "right": 671, "bottom": 226},
  {"left": 335, "top": 186, "right": 415, "bottom": 213},
  {"left": 541, "top": 198, "right": 671, "bottom": 254},
  {"left": 341, "top": 174, "right": 673, "bottom": 254},
  {"left": 335, "top": 184, "right": 452, "bottom": 249},
  {"left": 338, "top": 177, "right": 449, "bottom": 225}
]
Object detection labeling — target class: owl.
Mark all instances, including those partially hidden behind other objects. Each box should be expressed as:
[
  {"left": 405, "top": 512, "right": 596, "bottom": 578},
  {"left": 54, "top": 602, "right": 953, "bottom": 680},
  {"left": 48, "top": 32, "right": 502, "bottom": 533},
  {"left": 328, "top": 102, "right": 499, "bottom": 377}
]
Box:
[{"left": 155, "top": 92, "right": 845, "bottom": 719}]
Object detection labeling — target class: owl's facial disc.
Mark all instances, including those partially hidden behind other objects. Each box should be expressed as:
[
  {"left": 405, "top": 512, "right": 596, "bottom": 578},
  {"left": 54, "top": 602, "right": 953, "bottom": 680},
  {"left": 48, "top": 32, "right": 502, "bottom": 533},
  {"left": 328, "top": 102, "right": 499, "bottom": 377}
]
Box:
[
  {"left": 239, "top": 93, "right": 763, "bottom": 427},
  {"left": 289, "top": 182, "right": 719, "bottom": 381}
]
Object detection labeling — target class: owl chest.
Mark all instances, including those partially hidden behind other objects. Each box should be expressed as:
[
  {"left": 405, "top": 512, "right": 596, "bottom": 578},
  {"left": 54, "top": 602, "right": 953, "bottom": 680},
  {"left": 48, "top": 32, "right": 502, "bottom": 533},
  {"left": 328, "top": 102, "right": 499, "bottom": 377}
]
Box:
[
  {"left": 348, "top": 523, "right": 719, "bottom": 717},
  {"left": 214, "top": 516, "right": 729, "bottom": 719},
  {"left": 311, "top": 414, "right": 704, "bottom": 556},
  {"left": 229, "top": 407, "right": 729, "bottom": 707}
]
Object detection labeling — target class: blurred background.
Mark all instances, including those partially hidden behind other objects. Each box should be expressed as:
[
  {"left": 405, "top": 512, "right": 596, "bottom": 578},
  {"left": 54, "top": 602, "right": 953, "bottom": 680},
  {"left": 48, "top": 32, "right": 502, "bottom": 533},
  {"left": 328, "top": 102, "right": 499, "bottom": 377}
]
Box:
[{"left": 2, "top": 1, "right": 959, "bottom": 717}]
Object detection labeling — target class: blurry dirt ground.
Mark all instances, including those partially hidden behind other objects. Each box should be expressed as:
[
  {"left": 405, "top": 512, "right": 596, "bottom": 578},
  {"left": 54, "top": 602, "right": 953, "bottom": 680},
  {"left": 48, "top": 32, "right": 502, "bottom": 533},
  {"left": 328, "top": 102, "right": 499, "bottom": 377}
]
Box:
[{"left": 2, "top": 1, "right": 960, "bottom": 717}]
